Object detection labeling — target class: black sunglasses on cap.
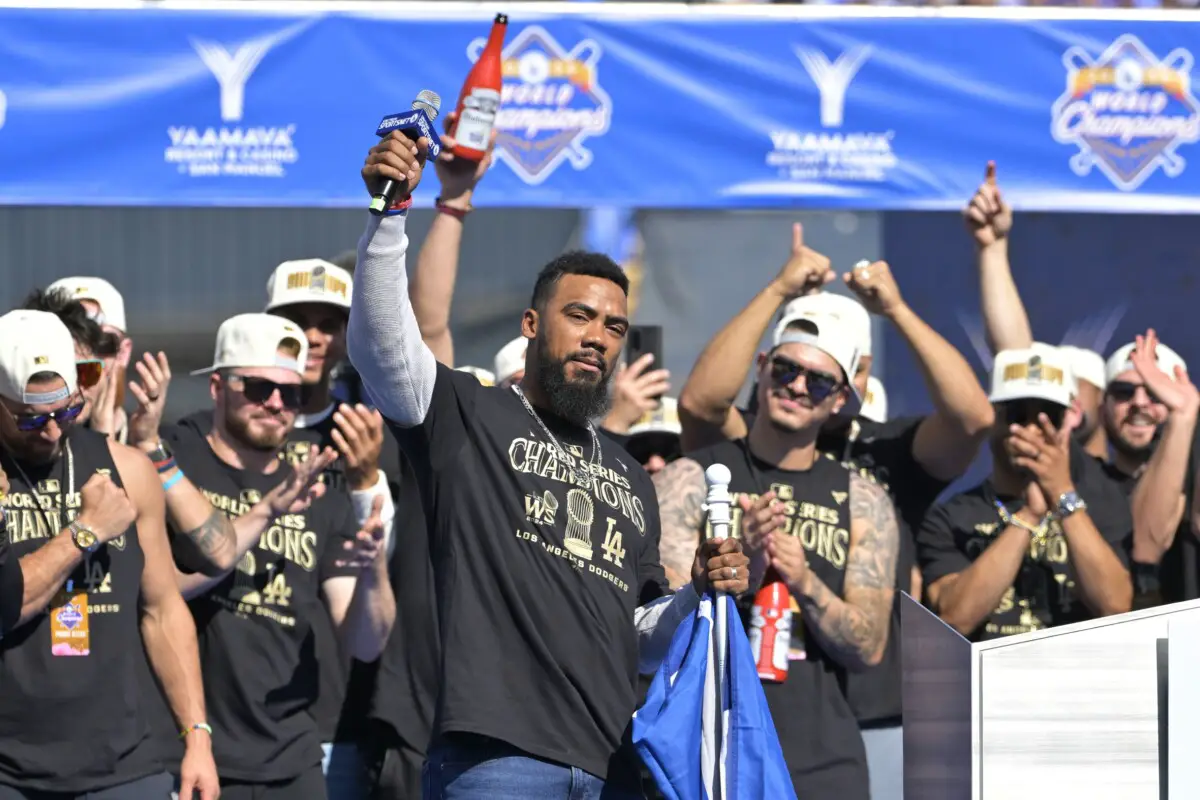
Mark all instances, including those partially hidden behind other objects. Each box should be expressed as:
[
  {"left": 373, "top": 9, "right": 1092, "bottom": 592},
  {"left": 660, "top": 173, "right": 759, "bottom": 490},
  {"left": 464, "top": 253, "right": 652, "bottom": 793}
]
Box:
[
  {"left": 999, "top": 398, "right": 1066, "bottom": 429},
  {"left": 768, "top": 355, "right": 842, "bottom": 404},
  {"left": 226, "top": 375, "right": 304, "bottom": 410}
]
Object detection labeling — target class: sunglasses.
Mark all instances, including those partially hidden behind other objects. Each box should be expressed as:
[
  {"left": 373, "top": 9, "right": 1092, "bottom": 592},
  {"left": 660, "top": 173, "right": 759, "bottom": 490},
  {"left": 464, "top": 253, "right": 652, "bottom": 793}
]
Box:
[
  {"left": 226, "top": 375, "right": 303, "bottom": 410},
  {"left": 1107, "top": 380, "right": 1160, "bottom": 404},
  {"left": 768, "top": 355, "right": 842, "bottom": 404},
  {"left": 76, "top": 359, "right": 105, "bottom": 390},
  {"left": 11, "top": 401, "right": 86, "bottom": 432},
  {"left": 1000, "top": 399, "right": 1066, "bottom": 429}
]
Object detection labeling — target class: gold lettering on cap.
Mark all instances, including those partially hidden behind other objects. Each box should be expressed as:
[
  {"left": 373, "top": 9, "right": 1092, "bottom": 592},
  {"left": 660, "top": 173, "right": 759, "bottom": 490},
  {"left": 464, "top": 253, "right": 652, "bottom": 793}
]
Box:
[
  {"left": 33, "top": 356, "right": 48, "bottom": 365},
  {"left": 1003, "top": 357, "right": 1064, "bottom": 386}
]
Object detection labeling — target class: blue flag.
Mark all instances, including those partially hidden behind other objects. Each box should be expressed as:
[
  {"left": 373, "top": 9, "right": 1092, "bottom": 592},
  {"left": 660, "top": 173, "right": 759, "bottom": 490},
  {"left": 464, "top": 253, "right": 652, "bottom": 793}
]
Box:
[{"left": 633, "top": 592, "right": 796, "bottom": 800}]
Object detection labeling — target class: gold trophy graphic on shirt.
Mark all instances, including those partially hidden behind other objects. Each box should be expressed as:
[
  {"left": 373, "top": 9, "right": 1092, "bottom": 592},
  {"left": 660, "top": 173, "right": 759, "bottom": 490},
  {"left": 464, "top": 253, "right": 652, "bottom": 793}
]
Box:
[
  {"left": 563, "top": 487, "right": 596, "bottom": 560},
  {"left": 230, "top": 551, "right": 262, "bottom": 606}
]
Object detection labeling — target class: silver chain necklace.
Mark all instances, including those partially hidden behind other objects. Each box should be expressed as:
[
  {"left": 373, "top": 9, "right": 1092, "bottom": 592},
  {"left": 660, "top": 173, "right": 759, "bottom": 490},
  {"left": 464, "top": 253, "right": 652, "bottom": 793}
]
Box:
[{"left": 512, "top": 385, "right": 601, "bottom": 487}]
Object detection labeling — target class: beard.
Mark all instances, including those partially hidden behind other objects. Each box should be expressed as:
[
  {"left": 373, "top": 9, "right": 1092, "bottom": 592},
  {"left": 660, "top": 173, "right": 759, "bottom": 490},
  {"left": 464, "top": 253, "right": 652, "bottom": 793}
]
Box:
[
  {"left": 224, "top": 405, "right": 288, "bottom": 452},
  {"left": 534, "top": 332, "right": 613, "bottom": 425}
]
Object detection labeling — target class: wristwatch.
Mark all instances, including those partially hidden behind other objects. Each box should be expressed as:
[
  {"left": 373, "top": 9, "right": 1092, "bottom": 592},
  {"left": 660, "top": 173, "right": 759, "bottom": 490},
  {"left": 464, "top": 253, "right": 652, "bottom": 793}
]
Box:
[
  {"left": 146, "top": 440, "right": 174, "bottom": 472},
  {"left": 68, "top": 520, "right": 100, "bottom": 554},
  {"left": 1055, "top": 491, "right": 1088, "bottom": 520}
]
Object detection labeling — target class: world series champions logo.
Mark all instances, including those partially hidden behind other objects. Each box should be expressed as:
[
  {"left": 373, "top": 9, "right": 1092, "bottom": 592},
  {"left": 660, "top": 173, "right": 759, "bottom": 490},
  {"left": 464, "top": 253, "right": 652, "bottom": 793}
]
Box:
[
  {"left": 1051, "top": 35, "right": 1200, "bottom": 191},
  {"left": 465, "top": 25, "right": 612, "bottom": 186}
]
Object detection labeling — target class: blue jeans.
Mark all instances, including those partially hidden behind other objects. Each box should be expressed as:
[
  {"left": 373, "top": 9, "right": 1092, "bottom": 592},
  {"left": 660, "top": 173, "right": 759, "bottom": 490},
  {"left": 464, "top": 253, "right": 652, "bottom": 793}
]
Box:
[
  {"left": 422, "top": 736, "right": 644, "bottom": 800},
  {"left": 861, "top": 723, "right": 904, "bottom": 800},
  {"left": 322, "top": 742, "right": 369, "bottom": 800}
]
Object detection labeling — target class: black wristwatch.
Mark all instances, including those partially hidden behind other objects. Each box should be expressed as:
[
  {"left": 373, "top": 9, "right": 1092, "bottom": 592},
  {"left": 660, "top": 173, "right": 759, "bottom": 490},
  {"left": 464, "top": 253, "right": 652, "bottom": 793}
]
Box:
[{"left": 146, "top": 440, "right": 174, "bottom": 472}]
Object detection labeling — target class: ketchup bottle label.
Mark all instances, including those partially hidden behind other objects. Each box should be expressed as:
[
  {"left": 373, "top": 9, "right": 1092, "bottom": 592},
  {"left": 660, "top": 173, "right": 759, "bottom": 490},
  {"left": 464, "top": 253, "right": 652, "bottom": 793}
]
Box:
[{"left": 455, "top": 88, "right": 502, "bottom": 152}]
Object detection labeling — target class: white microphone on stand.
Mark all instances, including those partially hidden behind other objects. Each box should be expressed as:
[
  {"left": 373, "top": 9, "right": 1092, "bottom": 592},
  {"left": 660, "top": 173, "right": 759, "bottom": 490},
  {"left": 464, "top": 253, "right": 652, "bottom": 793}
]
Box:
[{"left": 703, "top": 463, "right": 733, "bottom": 800}]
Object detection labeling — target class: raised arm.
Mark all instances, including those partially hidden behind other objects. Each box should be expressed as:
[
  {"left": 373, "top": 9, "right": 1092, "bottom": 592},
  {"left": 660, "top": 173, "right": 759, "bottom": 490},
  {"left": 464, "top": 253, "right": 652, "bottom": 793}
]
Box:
[
  {"left": 1128, "top": 331, "right": 1199, "bottom": 564},
  {"left": 651, "top": 457, "right": 708, "bottom": 589},
  {"left": 845, "top": 260, "right": 994, "bottom": 482},
  {"left": 964, "top": 163, "right": 1031, "bottom": 355},
  {"left": 409, "top": 120, "right": 496, "bottom": 366},
  {"left": 346, "top": 134, "right": 438, "bottom": 428},
  {"left": 678, "top": 223, "right": 833, "bottom": 451}
]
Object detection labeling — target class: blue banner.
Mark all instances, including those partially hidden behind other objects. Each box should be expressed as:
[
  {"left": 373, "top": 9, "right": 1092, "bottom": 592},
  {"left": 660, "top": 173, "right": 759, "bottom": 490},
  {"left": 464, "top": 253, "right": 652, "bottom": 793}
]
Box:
[{"left": 1, "top": 5, "right": 1198, "bottom": 211}]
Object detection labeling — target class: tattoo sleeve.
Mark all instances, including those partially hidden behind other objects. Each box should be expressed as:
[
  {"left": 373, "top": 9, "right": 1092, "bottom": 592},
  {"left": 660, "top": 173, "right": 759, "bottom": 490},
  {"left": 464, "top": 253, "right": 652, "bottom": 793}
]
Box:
[
  {"left": 795, "top": 471, "right": 899, "bottom": 671},
  {"left": 651, "top": 458, "right": 706, "bottom": 589},
  {"left": 173, "top": 508, "right": 238, "bottom": 578}
]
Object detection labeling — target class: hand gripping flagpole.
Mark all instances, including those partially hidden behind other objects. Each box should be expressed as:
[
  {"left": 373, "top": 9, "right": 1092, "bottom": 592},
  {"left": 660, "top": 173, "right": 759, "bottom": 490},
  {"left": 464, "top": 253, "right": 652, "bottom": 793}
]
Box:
[{"left": 703, "top": 463, "right": 733, "bottom": 800}]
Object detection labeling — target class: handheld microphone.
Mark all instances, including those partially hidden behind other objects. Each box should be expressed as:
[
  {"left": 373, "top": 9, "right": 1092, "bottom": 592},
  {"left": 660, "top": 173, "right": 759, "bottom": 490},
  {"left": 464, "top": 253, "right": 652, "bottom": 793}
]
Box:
[
  {"left": 704, "top": 463, "right": 733, "bottom": 544},
  {"left": 369, "top": 90, "right": 444, "bottom": 216}
]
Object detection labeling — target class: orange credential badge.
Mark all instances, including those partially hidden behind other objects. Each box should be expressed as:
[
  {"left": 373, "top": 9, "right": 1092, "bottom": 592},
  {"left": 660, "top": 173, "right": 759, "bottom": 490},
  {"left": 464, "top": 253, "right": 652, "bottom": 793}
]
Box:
[{"left": 49, "top": 580, "right": 90, "bottom": 657}]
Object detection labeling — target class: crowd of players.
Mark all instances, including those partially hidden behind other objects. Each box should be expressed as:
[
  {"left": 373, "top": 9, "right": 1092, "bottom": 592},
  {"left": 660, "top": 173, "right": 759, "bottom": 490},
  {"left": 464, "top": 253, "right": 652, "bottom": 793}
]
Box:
[{"left": 0, "top": 117, "right": 1191, "bottom": 800}]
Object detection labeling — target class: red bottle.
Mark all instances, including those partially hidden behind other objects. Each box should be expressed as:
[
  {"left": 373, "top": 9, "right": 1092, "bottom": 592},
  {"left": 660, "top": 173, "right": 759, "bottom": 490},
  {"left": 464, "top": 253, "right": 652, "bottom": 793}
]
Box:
[
  {"left": 450, "top": 13, "right": 508, "bottom": 161},
  {"left": 748, "top": 569, "right": 793, "bottom": 683}
]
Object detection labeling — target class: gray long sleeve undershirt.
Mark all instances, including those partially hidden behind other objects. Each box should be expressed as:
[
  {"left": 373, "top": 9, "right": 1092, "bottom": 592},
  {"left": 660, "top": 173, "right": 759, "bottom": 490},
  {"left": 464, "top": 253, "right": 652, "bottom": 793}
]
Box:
[{"left": 346, "top": 211, "right": 693, "bottom": 673}]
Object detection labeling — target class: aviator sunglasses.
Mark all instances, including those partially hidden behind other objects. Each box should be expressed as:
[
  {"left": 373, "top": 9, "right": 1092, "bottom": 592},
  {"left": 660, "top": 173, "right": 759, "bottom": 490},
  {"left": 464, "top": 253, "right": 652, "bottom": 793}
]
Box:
[
  {"left": 768, "top": 355, "right": 842, "bottom": 404},
  {"left": 999, "top": 398, "right": 1066, "bottom": 429},
  {"left": 226, "top": 375, "right": 304, "bottom": 410}
]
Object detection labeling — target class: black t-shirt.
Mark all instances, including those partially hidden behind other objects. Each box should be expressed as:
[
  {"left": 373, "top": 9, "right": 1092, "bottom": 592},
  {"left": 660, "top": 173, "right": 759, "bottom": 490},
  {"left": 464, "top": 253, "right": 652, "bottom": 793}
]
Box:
[
  {"left": 816, "top": 415, "right": 948, "bottom": 726},
  {"left": 1152, "top": 429, "right": 1200, "bottom": 605},
  {"left": 688, "top": 438, "right": 868, "bottom": 800},
  {"left": 0, "top": 539, "right": 20, "bottom": 636},
  {"left": 288, "top": 408, "right": 437, "bottom": 752},
  {"left": 0, "top": 428, "right": 160, "bottom": 792},
  {"left": 917, "top": 458, "right": 1132, "bottom": 640},
  {"left": 160, "top": 422, "right": 359, "bottom": 782},
  {"left": 389, "top": 364, "right": 668, "bottom": 784}
]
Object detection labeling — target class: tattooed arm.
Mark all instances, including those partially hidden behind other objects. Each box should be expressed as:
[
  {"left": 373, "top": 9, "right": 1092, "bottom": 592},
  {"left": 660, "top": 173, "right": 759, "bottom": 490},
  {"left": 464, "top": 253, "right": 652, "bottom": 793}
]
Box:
[
  {"left": 155, "top": 471, "right": 239, "bottom": 576},
  {"left": 794, "top": 472, "right": 898, "bottom": 671},
  {"left": 651, "top": 457, "right": 707, "bottom": 589}
]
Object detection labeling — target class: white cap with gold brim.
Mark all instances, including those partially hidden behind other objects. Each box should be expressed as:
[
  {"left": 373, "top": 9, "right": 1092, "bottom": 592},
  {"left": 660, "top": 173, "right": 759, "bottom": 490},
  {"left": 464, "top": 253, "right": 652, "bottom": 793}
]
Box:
[{"left": 628, "top": 396, "right": 682, "bottom": 439}]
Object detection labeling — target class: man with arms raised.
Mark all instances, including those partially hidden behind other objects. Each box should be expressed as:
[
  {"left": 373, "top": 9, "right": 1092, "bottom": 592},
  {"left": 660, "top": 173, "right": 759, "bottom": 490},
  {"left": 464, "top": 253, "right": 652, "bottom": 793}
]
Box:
[
  {"left": 349, "top": 134, "right": 749, "bottom": 797},
  {"left": 654, "top": 314, "right": 897, "bottom": 799},
  {"left": 0, "top": 310, "right": 218, "bottom": 799},
  {"left": 153, "top": 313, "right": 395, "bottom": 799}
]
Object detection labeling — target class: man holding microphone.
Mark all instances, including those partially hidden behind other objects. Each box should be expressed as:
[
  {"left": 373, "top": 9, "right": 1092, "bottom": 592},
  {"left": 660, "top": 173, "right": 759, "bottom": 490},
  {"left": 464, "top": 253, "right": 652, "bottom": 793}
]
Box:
[{"left": 348, "top": 131, "right": 750, "bottom": 797}]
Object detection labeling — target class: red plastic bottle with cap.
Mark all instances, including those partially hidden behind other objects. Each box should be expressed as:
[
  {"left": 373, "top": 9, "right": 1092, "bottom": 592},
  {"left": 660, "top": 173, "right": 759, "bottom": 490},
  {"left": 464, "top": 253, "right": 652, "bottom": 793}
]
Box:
[
  {"left": 748, "top": 568, "right": 793, "bottom": 683},
  {"left": 449, "top": 13, "right": 508, "bottom": 161}
]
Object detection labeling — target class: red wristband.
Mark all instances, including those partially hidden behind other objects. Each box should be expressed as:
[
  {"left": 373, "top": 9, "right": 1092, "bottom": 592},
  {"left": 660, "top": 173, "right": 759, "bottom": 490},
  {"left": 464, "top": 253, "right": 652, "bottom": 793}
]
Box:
[
  {"left": 384, "top": 196, "right": 413, "bottom": 217},
  {"left": 435, "top": 197, "right": 472, "bottom": 219}
]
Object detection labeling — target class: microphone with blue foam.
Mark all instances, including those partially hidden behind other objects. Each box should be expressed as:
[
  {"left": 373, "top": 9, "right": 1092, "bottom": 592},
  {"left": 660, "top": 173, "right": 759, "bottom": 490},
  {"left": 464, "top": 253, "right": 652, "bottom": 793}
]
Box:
[{"left": 368, "top": 90, "right": 444, "bottom": 216}]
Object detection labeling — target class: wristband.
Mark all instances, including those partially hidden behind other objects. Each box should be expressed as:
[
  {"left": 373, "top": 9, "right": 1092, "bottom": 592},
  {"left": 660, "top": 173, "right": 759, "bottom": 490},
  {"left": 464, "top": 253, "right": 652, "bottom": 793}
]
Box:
[
  {"left": 179, "top": 722, "right": 213, "bottom": 740},
  {"left": 435, "top": 196, "right": 472, "bottom": 219},
  {"left": 153, "top": 457, "right": 176, "bottom": 474},
  {"left": 162, "top": 470, "right": 185, "bottom": 492},
  {"left": 384, "top": 196, "right": 413, "bottom": 217}
]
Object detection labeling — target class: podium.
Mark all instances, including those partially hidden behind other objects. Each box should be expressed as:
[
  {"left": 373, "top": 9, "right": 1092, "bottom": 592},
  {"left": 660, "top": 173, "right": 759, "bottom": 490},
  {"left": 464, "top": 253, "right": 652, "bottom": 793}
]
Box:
[{"left": 901, "top": 594, "right": 1200, "bottom": 800}]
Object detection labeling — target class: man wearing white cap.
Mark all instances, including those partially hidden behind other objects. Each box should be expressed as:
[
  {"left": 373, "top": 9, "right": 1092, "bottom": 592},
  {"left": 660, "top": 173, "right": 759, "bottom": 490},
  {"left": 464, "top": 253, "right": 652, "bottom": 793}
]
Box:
[
  {"left": 260, "top": 257, "right": 411, "bottom": 797},
  {"left": 0, "top": 309, "right": 218, "bottom": 798},
  {"left": 45, "top": 277, "right": 134, "bottom": 441},
  {"left": 677, "top": 224, "right": 994, "bottom": 800},
  {"left": 918, "top": 343, "right": 1132, "bottom": 641},
  {"left": 156, "top": 313, "right": 394, "bottom": 799},
  {"left": 655, "top": 313, "right": 897, "bottom": 799},
  {"left": 1101, "top": 330, "right": 1200, "bottom": 605},
  {"left": 622, "top": 396, "right": 683, "bottom": 476}
]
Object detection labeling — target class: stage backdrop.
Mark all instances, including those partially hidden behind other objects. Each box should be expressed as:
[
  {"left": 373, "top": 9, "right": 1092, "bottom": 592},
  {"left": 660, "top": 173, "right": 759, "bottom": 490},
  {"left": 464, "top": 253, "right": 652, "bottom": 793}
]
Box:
[{"left": 0, "top": 2, "right": 1198, "bottom": 211}]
